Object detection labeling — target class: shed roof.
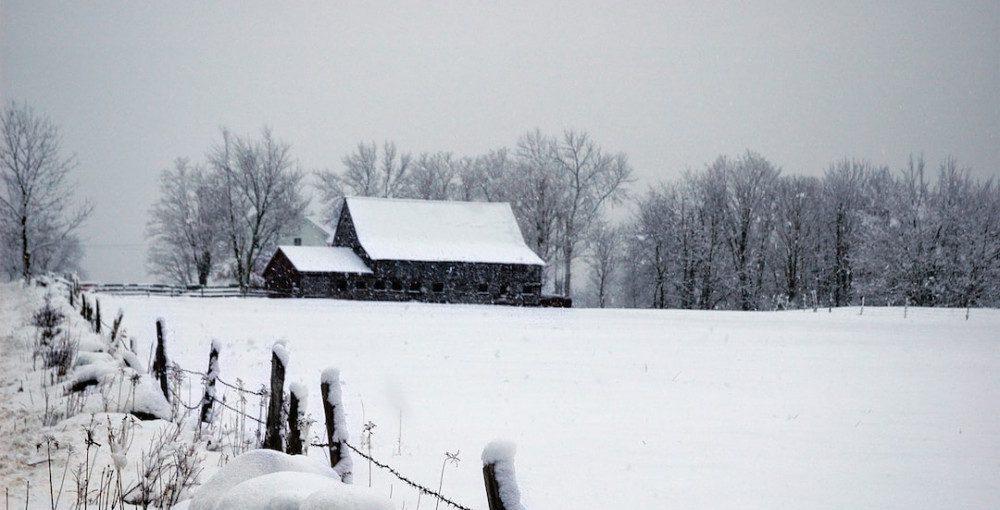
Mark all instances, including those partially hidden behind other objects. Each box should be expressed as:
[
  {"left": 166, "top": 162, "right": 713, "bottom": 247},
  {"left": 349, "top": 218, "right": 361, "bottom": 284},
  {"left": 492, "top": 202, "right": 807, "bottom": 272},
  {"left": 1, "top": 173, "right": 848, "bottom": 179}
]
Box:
[
  {"left": 343, "top": 197, "right": 545, "bottom": 266},
  {"left": 277, "top": 246, "right": 372, "bottom": 274}
]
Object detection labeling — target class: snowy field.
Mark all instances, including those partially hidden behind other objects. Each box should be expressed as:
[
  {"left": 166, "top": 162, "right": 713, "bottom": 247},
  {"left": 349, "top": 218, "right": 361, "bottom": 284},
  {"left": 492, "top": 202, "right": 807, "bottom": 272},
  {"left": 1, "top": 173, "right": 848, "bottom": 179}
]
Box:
[{"left": 96, "top": 295, "right": 1000, "bottom": 509}]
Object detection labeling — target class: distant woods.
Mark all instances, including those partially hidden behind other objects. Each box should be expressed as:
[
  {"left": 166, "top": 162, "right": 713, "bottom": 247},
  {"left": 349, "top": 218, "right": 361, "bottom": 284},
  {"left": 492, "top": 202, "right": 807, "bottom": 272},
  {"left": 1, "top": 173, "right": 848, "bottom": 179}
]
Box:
[
  {"left": 147, "top": 126, "right": 999, "bottom": 309},
  {"left": 0, "top": 101, "right": 91, "bottom": 281}
]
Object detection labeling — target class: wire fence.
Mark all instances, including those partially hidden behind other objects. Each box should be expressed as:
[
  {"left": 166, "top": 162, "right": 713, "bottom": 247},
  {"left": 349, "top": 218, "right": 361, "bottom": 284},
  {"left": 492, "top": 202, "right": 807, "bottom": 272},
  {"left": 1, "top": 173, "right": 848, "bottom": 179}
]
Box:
[
  {"left": 165, "top": 362, "right": 478, "bottom": 510},
  {"left": 77, "top": 286, "right": 483, "bottom": 510}
]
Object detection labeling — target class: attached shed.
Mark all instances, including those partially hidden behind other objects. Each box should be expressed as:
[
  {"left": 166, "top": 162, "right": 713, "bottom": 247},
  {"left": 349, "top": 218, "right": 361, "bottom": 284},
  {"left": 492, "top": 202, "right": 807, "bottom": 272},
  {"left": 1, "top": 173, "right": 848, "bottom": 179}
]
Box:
[
  {"left": 262, "top": 246, "right": 373, "bottom": 297},
  {"left": 263, "top": 197, "right": 546, "bottom": 305}
]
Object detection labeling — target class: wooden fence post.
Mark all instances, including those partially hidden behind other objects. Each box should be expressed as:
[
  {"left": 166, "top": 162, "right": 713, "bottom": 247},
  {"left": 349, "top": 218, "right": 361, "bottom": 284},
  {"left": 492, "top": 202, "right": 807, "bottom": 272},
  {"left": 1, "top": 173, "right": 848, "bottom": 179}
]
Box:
[
  {"left": 153, "top": 319, "right": 170, "bottom": 403},
  {"left": 199, "top": 340, "right": 221, "bottom": 426},
  {"left": 482, "top": 441, "right": 524, "bottom": 510},
  {"left": 321, "top": 368, "right": 352, "bottom": 482},
  {"left": 263, "top": 343, "right": 288, "bottom": 451},
  {"left": 95, "top": 298, "right": 102, "bottom": 333},
  {"left": 286, "top": 383, "right": 307, "bottom": 455}
]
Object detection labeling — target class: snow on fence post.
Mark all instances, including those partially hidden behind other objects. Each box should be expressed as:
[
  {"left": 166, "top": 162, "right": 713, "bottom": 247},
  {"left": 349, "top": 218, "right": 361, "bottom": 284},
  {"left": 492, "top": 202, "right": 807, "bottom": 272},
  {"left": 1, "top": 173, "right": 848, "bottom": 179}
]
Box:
[
  {"left": 263, "top": 342, "right": 289, "bottom": 451},
  {"left": 153, "top": 319, "right": 170, "bottom": 403},
  {"left": 482, "top": 441, "right": 525, "bottom": 510},
  {"left": 286, "top": 383, "right": 308, "bottom": 455},
  {"left": 199, "top": 339, "right": 221, "bottom": 427},
  {"left": 321, "top": 368, "right": 352, "bottom": 482}
]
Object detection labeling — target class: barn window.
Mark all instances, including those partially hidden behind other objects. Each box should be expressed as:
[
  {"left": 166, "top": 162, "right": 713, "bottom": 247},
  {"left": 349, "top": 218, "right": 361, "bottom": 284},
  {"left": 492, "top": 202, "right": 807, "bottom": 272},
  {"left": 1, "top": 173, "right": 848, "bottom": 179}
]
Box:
[
  {"left": 432, "top": 282, "right": 444, "bottom": 293},
  {"left": 293, "top": 237, "right": 302, "bottom": 246},
  {"left": 477, "top": 283, "right": 489, "bottom": 293},
  {"left": 373, "top": 279, "right": 386, "bottom": 290},
  {"left": 409, "top": 281, "right": 421, "bottom": 292},
  {"left": 391, "top": 279, "right": 403, "bottom": 291}
]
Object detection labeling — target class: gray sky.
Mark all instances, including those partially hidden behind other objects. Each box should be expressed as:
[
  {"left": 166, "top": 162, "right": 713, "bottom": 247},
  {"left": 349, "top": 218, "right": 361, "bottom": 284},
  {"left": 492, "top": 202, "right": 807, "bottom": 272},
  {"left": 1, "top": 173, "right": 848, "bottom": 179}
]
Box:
[{"left": 3, "top": 1, "right": 998, "bottom": 282}]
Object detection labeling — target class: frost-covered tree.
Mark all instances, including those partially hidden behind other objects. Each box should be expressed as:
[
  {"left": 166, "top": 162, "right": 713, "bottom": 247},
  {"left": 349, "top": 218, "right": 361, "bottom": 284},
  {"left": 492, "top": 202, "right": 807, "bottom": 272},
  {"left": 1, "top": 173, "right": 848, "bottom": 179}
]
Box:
[
  {"left": 552, "top": 131, "right": 633, "bottom": 298},
  {"left": 585, "top": 221, "right": 623, "bottom": 308},
  {"left": 146, "top": 158, "right": 226, "bottom": 285},
  {"left": 724, "top": 151, "right": 779, "bottom": 310},
  {"left": 406, "top": 151, "right": 458, "bottom": 200},
  {"left": 315, "top": 141, "right": 411, "bottom": 222},
  {"left": 210, "top": 128, "right": 308, "bottom": 290},
  {"left": 0, "top": 101, "right": 91, "bottom": 281}
]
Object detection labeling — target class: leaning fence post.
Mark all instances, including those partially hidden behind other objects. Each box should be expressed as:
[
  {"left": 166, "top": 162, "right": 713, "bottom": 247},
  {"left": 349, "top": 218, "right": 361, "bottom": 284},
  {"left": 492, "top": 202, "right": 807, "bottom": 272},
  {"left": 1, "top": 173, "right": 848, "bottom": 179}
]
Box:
[
  {"left": 95, "top": 298, "right": 102, "bottom": 333},
  {"left": 263, "top": 342, "right": 288, "bottom": 451},
  {"left": 482, "top": 441, "right": 524, "bottom": 510},
  {"left": 153, "top": 319, "right": 170, "bottom": 402},
  {"left": 199, "top": 339, "right": 221, "bottom": 427},
  {"left": 321, "top": 368, "right": 352, "bottom": 482},
  {"left": 286, "top": 383, "right": 308, "bottom": 455}
]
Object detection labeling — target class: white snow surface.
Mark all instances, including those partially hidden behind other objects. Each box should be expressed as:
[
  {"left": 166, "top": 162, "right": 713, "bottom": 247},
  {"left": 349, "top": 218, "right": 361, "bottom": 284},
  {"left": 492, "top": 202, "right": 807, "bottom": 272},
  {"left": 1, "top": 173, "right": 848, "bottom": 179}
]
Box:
[
  {"left": 344, "top": 196, "right": 545, "bottom": 265},
  {"left": 277, "top": 246, "right": 372, "bottom": 274},
  {"left": 190, "top": 450, "right": 341, "bottom": 510},
  {"left": 96, "top": 295, "right": 1000, "bottom": 510},
  {"left": 190, "top": 449, "right": 388, "bottom": 510}
]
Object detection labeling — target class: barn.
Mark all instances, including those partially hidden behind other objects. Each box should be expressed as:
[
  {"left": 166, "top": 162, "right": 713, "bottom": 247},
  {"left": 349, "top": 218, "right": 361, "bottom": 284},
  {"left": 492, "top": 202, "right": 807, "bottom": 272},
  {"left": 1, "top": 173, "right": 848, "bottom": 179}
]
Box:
[{"left": 263, "top": 197, "right": 546, "bottom": 305}]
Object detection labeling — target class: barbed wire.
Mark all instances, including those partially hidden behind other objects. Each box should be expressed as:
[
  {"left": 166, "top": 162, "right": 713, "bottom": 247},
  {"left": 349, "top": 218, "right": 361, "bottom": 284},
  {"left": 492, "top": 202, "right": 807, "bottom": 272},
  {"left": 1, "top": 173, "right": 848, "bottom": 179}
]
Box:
[
  {"left": 310, "top": 440, "right": 477, "bottom": 510},
  {"left": 79, "top": 289, "right": 474, "bottom": 510},
  {"left": 172, "top": 366, "right": 267, "bottom": 397}
]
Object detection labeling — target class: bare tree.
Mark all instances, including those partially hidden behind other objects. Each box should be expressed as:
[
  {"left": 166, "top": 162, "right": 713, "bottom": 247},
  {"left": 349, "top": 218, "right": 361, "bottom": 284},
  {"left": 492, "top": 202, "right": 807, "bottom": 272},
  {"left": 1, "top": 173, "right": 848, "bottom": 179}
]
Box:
[
  {"left": 407, "top": 152, "right": 458, "bottom": 200},
  {"left": 210, "top": 128, "right": 308, "bottom": 290},
  {"left": 725, "top": 151, "right": 779, "bottom": 310},
  {"left": 586, "top": 221, "right": 623, "bottom": 307},
  {"left": 773, "top": 175, "right": 820, "bottom": 305},
  {"left": 552, "top": 130, "right": 632, "bottom": 298},
  {"left": 509, "top": 130, "right": 565, "bottom": 289},
  {"left": 456, "top": 149, "right": 514, "bottom": 202},
  {"left": 315, "top": 141, "right": 411, "bottom": 222},
  {"left": 0, "top": 101, "right": 91, "bottom": 281},
  {"left": 146, "top": 158, "right": 226, "bottom": 285}
]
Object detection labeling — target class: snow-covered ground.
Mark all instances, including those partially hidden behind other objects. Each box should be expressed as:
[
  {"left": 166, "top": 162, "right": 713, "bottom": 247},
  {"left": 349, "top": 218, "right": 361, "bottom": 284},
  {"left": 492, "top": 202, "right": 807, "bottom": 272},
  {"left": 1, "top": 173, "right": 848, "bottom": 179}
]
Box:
[{"left": 88, "top": 295, "right": 1000, "bottom": 510}]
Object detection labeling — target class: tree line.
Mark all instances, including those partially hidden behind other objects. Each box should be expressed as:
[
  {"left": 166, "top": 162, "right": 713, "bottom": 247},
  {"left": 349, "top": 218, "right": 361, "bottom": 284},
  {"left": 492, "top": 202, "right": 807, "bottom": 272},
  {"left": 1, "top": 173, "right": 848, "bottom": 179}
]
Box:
[
  {"left": 4, "top": 101, "right": 997, "bottom": 309},
  {"left": 613, "top": 153, "right": 1000, "bottom": 310}
]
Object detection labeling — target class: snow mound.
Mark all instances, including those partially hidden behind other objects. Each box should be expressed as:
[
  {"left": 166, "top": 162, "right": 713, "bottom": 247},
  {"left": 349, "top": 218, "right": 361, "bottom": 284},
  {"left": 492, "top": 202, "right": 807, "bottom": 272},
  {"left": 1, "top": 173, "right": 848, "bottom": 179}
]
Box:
[
  {"left": 213, "top": 471, "right": 339, "bottom": 510},
  {"left": 77, "top": 335, "right": 109, "bottom": 353},
  {"left": 130, "top": 375, "right": 172, "bottom": 420},
  {"left": 68, "top": 361, "right": 118, "bottom": 390},
  {"left": 300, "top": 484, "right": 393, "bottom": 510},
  {"left": 74, "top": 350, "right": 114, "bottom": 367},
  {"left": 190, "top": 449, "right": 340, "bottom": 510}
]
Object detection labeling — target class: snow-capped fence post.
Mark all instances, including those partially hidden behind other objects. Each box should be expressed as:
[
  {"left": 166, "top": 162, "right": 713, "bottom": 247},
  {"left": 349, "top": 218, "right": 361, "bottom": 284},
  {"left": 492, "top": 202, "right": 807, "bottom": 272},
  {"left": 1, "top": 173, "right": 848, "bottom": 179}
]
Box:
[
  {"left": 482, "top": 441, "right": 524, "bottom": 510},
  {"left": 286, "top": 383, "right": 308, "bottom": 455},
  {"left": 153, "top": 319, "right": 170, "bottom": 403},
  {"left": 199, "top": 340, "right": 221, "bottom": 427},
  {"left": 263, "top": 342, "right": 289, "bottom": 451},
  {"left": 321, "top": 368, "right": 352, "bottom": 482}
]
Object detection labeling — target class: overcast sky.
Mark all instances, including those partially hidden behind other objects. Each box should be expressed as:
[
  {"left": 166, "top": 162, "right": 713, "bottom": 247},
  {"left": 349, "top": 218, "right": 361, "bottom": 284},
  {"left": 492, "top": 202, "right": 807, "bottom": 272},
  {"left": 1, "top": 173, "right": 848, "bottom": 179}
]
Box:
[{"left": 2, "top": 1, "right": 998, "bottom": 282}]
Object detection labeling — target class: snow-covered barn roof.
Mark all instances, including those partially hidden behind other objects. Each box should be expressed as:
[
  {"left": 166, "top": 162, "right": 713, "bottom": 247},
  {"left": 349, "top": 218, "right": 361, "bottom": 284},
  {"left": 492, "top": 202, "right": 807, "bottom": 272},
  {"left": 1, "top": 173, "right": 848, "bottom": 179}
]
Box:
[
  {"left": 277, "top": 246, "right": 372, "bottom": 274},
  {"left": 344, "top": 197, "right": 545, "bottom": 266}
]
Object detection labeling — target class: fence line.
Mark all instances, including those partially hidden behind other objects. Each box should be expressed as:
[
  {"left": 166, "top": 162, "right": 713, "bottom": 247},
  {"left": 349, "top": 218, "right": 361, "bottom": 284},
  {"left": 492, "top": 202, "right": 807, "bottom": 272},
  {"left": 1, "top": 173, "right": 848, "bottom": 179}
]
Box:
[{"left": 76, "top": 289, "right": 501, "bottom": 510}]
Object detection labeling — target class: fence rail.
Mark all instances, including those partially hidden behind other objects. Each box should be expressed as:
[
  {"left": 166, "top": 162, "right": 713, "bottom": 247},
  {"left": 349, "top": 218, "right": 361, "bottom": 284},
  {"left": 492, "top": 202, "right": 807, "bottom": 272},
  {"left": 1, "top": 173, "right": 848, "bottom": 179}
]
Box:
[{"left": 86, "top": 283, "right": 281, "bottom": 298}]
